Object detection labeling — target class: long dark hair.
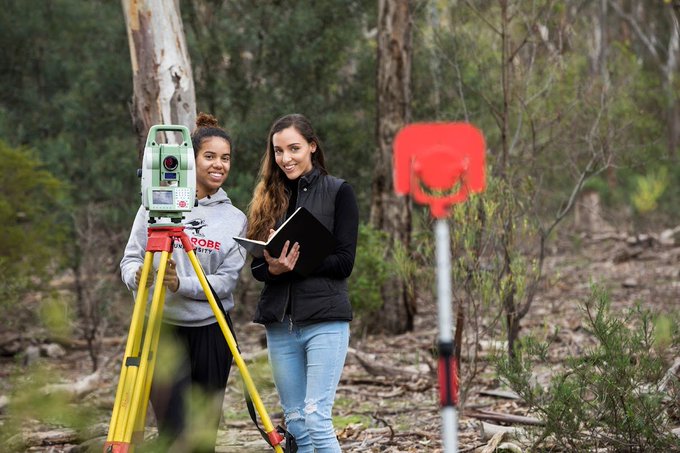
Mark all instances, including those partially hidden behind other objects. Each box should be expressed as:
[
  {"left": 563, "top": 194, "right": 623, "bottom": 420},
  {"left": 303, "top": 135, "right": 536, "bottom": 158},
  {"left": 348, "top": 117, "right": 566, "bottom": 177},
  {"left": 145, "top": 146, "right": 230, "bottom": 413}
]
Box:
[{"left": 247, "top": 114, "right": 327, "bottom": 240}]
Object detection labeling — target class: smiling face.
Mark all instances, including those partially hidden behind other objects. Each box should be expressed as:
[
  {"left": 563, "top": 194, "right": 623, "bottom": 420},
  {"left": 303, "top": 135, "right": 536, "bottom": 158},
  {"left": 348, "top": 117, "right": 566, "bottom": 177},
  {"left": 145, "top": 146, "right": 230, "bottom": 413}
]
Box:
[
  {"left": 273, "top": 126, "right": 316, "bottom": 180},
  {"left": 195, "top": 136, "right": 231, "bottom": 199}
]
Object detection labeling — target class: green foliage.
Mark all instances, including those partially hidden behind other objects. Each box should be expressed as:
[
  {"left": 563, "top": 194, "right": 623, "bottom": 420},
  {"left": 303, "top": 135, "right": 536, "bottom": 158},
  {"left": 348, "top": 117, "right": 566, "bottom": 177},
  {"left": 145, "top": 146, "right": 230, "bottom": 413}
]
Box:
[
  {"left": 2, "top": 364, "right": 101, "bottom": 450},
  {"left": 332, "top": 413, "right": 372, "bottom": 430},
  {"left": 39, "top": 293, "right": 73, "bottom": 339},
  {"left": 0, "top": 141, "right": 69, "bottom": 312},
  {"left": 448, "top": 176, "right": 540, "bottom": 352},
  {"left": 631, "top": 166, "right": 669, "bottom": 214},
  {"left": 391, "top": 228, "right": 419, "bottom": 302},
  {"left": 654, "top": 313, "right": 676, "bottom": 353},
  {"left": 411, "top": 1, "right": 679, "bottom": 229},
  {"left": 408, "top": 1, "right": 680, "bottom": 368},
  {"left": 0, "top": 0, "right": 138, "bottom": 218},
  {"left": 496, "top": 285, "right": 680, "bottom": 451},
  {"left": 0, "top": 258, "right": 29, "bottom": 311},
  {"left": 0, "top": 0, "right": 679, "bottom": 355},
  {"left": 182, "top": 0, "right": 376, "bottom": 214},
  {"left": 349, "top": 223, "right": 390, "bottom": 330}
]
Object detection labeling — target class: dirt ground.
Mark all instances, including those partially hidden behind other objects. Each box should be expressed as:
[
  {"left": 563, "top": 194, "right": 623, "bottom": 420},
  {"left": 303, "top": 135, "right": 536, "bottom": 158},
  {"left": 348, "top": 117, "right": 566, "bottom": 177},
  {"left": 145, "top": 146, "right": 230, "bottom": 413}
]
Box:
[{"left": 1, "top": 231, "right": 679, "bottom": 452}]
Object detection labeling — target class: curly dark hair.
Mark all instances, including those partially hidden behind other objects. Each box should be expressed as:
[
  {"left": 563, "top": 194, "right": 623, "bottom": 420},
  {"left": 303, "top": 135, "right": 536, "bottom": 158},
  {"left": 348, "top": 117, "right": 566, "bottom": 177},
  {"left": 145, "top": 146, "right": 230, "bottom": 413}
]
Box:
[{"left": 190, "top": 112, "right": 231, "bottom": 155}]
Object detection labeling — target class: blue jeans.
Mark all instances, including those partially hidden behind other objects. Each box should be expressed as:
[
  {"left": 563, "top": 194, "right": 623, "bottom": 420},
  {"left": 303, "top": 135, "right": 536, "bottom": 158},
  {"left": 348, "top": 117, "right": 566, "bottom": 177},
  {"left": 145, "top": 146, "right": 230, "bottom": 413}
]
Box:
[{"left": 266, "top": 320, "right": 349, "bottom": 453}]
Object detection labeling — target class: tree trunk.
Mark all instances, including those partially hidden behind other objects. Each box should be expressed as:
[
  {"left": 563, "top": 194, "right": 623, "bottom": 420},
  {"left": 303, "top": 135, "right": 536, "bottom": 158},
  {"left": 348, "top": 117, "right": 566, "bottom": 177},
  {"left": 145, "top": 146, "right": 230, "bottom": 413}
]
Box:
[
  {"left": 370, "top": 0, "right": 414, "bottom": 334},
  {"left": 666, "top": 4, "right": 679, "bottom": 156},
  {"left": 121, "top": 0, "right": 196, "bottom": 156}
]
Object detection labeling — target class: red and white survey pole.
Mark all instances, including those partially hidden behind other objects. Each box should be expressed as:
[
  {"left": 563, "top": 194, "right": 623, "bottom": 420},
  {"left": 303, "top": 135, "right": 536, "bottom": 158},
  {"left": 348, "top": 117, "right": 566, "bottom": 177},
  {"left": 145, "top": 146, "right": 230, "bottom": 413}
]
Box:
[{"left": 394, "top": 123, "right": 486, "bottom": 453}]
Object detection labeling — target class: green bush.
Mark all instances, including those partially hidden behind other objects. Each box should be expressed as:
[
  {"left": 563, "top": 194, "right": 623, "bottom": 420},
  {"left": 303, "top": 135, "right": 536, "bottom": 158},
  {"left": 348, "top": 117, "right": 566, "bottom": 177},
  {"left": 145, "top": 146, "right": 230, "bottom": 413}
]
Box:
[
  {"left": 496, "top": 285, "right": 680, "bottom": 451},
  {"left": 349, "top": 223, "right": 390, "bottom": 332},
  {"left": 631, "top": 166, "right": 669, "bottom": 214},
  {"left": 0, "top": 141, "right": 69, "bottom": 316}
]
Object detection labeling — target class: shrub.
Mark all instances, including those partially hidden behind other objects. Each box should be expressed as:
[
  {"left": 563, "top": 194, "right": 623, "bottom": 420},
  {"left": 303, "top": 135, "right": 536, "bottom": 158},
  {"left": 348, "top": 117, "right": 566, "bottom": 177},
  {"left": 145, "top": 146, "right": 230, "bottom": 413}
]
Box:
[
  {"left": 496, "top": 285, "right": 680, "bottom": 451},
  {"left": 349, "top": 223, "right": 390, "bottom": 334},
  {"left": 0, "top": 141, "right": 69, "bottom": 318}
]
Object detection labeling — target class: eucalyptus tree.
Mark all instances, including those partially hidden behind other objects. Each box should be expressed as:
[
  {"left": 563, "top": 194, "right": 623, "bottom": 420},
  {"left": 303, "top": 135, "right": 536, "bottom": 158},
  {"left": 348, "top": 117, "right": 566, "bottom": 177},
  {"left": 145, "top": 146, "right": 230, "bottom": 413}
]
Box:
[
  {"left": 121, "top": 0, "right": 197, "bottom": 153},
  {"left": 369, "top": 0, "right": 415, "bottom": 334},
  {"left": 181, "top": 0, "right": 377, "bottom": 210}
]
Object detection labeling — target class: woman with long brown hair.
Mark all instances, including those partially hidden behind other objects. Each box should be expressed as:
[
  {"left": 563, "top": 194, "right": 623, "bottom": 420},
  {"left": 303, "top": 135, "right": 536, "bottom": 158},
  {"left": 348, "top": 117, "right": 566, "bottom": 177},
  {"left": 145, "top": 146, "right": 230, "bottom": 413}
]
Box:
[{"left": 247, "top": 113, "right": 359, "bottom": 453}]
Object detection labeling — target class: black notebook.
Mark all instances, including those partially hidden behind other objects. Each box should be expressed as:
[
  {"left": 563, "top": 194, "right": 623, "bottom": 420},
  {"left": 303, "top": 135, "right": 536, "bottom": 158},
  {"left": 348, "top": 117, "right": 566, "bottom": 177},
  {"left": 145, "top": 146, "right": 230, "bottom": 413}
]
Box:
[{"left": 234, "top": 207, "right": 336, "bottom": 276}]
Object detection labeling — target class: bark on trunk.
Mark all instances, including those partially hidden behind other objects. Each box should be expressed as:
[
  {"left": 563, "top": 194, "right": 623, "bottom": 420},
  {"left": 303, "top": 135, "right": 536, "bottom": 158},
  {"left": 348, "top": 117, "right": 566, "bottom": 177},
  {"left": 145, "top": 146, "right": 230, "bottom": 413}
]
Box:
[
  {"left": 121, "top": 0, "right": 196, "bottom": 156},
  {"left": 666, "top": 5, "right": 679, "bottom": 156},
  {"left": 370, "top": 0, "right": 414, "bottom": 334}
]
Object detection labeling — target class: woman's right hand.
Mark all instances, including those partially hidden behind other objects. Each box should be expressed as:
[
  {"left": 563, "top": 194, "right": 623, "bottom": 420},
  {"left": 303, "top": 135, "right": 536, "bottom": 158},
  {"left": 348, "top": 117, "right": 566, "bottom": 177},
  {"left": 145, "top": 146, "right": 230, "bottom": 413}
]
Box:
[
  {"left": 134, "top": 265, "right": 154, "bottom": 288},
  {"left": 264, "top": 239, "right": 300, "bottom": 275}
]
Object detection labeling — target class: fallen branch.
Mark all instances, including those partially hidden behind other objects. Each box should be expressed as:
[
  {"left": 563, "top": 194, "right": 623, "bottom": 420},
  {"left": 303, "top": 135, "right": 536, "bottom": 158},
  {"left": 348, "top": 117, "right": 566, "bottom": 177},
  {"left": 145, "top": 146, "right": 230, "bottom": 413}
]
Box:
[
  {"left": 347, "top": 347, "right": 424, "bottom": 380},
  {"left": 0, "top": 333, "right": 25, "bottom": 356},
  {"left": 0, "top": 334, "right": 125, "bottom": 357},
  {"left": 358, "top": 426, "right": 437, "bottom": 439},
  {"left": 479, "top": 389, "right": 520, "bottom": 400},
  {"left": 339, "top": 377, "right": 394, "bottom": 387},
  {"left": 5, "top": 423, "right": 109, "bottom": 451},
  {"left": 479, "top": 421, "right": 531, "bottom": 442},
  {"left": 41, "top": 370, "right": 101, "bottom": 399},
  {"left": 659, "top": 357, "right": 680, "bottom": 392},
  {"left": 6, "top": 428, "right": 78, "bottom": 450},
  {"left": 51, "top": 335, "right": 126, "bottom": 350},
  {"left": 612, "top": 245, "right": 644, "bottom": 264},
  {"left": 465, "top": 409, "right": 543, "bottom": 426}
]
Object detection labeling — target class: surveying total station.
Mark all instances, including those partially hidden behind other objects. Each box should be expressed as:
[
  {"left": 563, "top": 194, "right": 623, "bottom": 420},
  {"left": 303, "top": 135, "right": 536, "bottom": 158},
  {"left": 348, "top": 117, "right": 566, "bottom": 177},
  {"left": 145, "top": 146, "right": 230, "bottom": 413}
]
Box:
[
  {"left": 104, "top": 125, "right": 287, "bottom": 452},
  {"left": 140, "top": 124, "right": 196, "bottom": 223},
  {"left": 394, "top": 122, "right": 486, "bottom": 453}
]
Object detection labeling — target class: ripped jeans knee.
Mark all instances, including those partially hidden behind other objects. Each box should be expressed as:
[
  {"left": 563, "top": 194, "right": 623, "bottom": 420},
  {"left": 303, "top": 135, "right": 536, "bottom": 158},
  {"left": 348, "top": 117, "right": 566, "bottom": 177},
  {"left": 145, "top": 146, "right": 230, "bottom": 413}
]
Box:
[
  {"left": 284, "top": 401, "right": 338, "bottom": 453},
  {"left": 283, "top": 407, "right": 310, "bottom": 452},
  {"left": 303, "top": 400, "right": 337, "bottom": 446},
  {"left": 285, "top": 407, "right": 305, "bottom": 426},
  {"left": 285, "top": 401, "right": 331, "bottom": 434}
]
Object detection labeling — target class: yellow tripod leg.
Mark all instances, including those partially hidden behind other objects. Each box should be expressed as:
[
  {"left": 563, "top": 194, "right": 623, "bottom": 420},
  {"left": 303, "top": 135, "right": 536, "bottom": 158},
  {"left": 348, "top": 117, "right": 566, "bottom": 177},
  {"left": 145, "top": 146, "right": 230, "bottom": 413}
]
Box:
[
  {"left": 132, "top": 273, "right": 168, "bottom": 443},
  {"left": 185, "top": 250, "right": 285, "bottom": 453},
  {"left": 106, "top": 252, "right": 154, "bottom": 449},
  {"left": 107, "top": 227, "right": 286, "bottom": 452},
  {"left": 121, "top": 250, "right": 171, "bottom": 445}
]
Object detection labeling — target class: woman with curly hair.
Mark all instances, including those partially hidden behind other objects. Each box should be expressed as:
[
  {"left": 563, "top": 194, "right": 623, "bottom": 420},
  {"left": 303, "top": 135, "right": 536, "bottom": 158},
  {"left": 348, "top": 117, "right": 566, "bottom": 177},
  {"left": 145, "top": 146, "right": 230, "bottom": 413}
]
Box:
[{"left": 120, "top": 113, "right": 247, "bottom": 451}]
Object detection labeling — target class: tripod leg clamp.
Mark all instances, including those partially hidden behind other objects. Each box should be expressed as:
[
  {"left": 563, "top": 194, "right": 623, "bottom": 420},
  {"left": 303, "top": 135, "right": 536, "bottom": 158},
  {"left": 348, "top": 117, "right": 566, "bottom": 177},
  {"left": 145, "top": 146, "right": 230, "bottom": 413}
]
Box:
[
  {"left": 438, "top": 341, "right": 458, "bottom": 407},
  {"left": 103, "top": 441, "right": 130, "bottom": 453},
  {"left": 268, "top": 429, "right": 284, "bottom": 448}
]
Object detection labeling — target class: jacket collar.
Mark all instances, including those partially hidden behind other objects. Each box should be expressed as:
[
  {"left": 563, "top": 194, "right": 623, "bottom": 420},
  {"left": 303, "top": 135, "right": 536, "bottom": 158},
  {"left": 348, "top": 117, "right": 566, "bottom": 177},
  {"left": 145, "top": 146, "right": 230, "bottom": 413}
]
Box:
[{"left": 299, "top": 166, "right": 322, "bottom": 190}]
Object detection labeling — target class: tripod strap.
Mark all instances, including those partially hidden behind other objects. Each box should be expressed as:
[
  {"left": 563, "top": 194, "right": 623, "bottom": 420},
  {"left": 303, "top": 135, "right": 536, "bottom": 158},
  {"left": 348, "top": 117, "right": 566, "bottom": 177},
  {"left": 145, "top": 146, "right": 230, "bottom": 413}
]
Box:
[{"left": 206, "top": 281, "right": 297, "bottom": 453}]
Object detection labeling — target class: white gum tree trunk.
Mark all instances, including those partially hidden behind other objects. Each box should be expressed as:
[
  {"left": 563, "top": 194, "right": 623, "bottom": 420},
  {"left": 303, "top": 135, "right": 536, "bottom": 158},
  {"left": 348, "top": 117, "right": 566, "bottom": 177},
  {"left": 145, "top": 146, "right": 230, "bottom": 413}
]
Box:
[{"left": 121, "top": 0, "right": 196, "bottom": 155}]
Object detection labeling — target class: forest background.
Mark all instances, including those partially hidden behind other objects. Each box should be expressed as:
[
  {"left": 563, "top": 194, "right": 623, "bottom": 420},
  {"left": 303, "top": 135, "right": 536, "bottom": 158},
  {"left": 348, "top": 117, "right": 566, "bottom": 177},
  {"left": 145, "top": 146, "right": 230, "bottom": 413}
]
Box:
[{"left": 1, "top": 1, "right": 679, "bottom": 452}]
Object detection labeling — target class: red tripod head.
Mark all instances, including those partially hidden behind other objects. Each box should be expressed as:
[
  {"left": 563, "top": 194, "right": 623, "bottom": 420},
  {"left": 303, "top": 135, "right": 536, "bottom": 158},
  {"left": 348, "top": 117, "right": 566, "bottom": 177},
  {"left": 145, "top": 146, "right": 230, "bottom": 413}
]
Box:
[{"left": 394, "top": 123, "right": 486, "bottom": 218}]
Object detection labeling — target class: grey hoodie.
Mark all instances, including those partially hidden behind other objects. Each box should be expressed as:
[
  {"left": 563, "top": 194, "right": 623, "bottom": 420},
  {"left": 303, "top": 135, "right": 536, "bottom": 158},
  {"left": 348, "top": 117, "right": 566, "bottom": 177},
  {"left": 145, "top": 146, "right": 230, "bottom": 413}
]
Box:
[{"left": 120, "top": 188, "right": 247, "bottom": 327}]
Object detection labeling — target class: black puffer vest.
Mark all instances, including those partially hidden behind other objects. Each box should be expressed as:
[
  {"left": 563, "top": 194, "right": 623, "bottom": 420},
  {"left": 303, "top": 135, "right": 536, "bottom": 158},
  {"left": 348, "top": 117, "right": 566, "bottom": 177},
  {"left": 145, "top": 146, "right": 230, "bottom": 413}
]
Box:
[{"left": 253, "top": 168, "right": 353, "bottom": 325}]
